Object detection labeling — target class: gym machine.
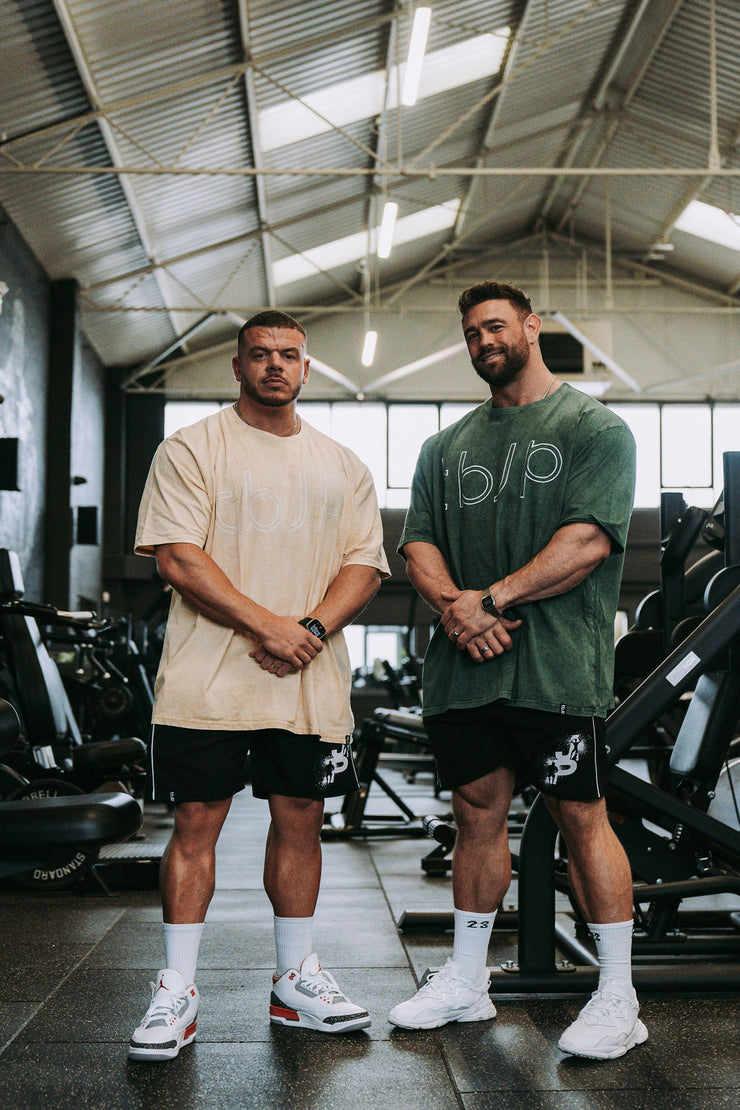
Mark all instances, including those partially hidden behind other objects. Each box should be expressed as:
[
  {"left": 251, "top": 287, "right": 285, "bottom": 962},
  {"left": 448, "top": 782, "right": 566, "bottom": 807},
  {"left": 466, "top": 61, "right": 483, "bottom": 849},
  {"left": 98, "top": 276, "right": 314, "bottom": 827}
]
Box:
[
  {"left": 0, "top": 698, "right": 142, "bottom": 891},
  {"left": 323, "top": 706, "right": 443, "bottom": 839}
]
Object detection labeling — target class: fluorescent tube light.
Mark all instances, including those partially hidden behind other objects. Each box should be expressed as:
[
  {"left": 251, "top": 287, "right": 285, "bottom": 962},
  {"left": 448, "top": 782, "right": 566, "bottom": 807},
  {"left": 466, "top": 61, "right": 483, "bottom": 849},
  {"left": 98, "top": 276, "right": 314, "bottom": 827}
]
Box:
[
  {"left": 258, "top": 31, "right": 509, "bottom": 151},
  {"left": 273, "top": 198, "right": 460, "bottom": 286},
  {"left": 402, "top": 7, "right": 432, "bottom": 106},
  {"left": 361, "top": 330, "right": 378, "bottom": 367},
  {"left": 377, "top": 201, "right": 398, "bottom": 259}
]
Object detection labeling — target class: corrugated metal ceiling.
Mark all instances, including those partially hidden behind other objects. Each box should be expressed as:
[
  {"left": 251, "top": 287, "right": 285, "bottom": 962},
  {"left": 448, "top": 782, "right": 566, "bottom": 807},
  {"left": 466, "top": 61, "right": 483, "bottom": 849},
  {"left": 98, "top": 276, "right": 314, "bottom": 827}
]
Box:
[{"left": 1, "top": 0, "right": 739, "bottom": 389}]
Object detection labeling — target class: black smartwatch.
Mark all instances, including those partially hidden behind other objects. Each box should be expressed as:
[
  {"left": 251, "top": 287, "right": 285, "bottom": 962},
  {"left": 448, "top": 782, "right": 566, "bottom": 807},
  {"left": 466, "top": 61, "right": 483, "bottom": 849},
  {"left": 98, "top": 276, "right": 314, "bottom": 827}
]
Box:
[
  {"left": 299, "top": 616, "right": 327, "bottom": 641},
  {"left": 481, "top": 591, "right": 505, "bottom": 620}
]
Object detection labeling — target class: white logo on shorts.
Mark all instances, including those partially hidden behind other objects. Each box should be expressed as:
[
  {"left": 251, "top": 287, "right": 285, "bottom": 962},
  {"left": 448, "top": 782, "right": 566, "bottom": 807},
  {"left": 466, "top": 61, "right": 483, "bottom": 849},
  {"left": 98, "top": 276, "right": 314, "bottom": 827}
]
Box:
[
  {"left": 326, "top": 746, "right": 349, "bottom": 782},
  {"left": 542, "top": 734, "right": 588, "bottom": 786}
]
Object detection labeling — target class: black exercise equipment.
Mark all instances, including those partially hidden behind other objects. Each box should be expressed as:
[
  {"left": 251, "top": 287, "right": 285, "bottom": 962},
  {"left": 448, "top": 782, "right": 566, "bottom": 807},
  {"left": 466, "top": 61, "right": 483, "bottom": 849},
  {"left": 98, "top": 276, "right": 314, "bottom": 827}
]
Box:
[
  {"left": 48, "top": 613, "right": 154, "bottom": 746},
  {"left": 0, "top": 697, "right": 142, "bottom": 890},
  {"left": 0, "top": 549, "right": 146, "bottom": 791},
  {"left": 323, "top": 707, "right": 444, "bottom": 839}
]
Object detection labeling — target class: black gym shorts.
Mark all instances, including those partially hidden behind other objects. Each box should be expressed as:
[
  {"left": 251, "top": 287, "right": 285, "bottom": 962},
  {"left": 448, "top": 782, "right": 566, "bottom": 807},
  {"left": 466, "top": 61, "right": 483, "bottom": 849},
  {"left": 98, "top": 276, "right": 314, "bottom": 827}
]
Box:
[
  {"left": 423, "top": 703, "right": 607, "bottom": 801},
  {"left": 148, "top": 725, "right": 360, "bottom": 804}
]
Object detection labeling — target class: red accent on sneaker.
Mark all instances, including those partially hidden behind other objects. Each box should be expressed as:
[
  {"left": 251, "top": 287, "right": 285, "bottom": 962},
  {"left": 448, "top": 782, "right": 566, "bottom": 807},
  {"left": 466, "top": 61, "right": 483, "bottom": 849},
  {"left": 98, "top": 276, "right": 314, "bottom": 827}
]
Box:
[{"left": 270, "top": 1003, "right": 300, "bottom": 1022}]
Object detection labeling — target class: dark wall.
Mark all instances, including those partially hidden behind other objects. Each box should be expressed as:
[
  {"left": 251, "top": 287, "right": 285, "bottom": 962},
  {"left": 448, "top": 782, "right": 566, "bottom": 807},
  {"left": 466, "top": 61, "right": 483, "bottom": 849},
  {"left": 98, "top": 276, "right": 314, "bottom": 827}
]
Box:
[
  {"left": 0, "top": 205, "right": 107, "bottom": 606},
  {"left": 0, "top": 205, "right": 50, "bottom": 599},
  {"left": 103, "top": 390, "right": 165, "bottom": 618},
  {"left": 69, "top": 332, "right": 106, "bottom": 608}
]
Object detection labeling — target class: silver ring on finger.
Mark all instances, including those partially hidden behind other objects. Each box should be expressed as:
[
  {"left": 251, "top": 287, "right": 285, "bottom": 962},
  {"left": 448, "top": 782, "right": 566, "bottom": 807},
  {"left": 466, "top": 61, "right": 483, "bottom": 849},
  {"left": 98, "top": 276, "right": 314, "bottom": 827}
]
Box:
[
  {"left": 451, "top": 630, "right": 460, "bottom": 640},
  {"left": 481, "top": 646, "right": 491, "bottom": 654}
]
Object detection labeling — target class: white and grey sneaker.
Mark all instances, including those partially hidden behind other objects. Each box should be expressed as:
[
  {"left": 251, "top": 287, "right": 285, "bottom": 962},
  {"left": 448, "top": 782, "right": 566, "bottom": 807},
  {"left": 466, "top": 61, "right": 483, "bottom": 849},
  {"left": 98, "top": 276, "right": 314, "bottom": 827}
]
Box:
[
  {"left": 270, "top": 953, "right": 371, "bottom": 1033},
  {"left": 128, "top": 968, "right": 199, "bottom": 1062},
  {"left": 388, "top": 958, "right": 496, "bottom": 1030},
  {"left": 558, "top": 988, "right": 648, "bottom": 1059}
]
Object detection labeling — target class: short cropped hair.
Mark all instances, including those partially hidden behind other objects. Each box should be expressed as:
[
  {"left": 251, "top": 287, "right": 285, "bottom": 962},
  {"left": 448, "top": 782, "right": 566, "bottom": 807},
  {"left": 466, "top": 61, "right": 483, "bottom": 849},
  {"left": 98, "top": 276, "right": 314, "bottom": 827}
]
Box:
[
  {"left": 457, "top": 281, "right": 533, "bottom": 322},
  {"left": 238, "top": 311, "right": 306, "bottom": 352}
]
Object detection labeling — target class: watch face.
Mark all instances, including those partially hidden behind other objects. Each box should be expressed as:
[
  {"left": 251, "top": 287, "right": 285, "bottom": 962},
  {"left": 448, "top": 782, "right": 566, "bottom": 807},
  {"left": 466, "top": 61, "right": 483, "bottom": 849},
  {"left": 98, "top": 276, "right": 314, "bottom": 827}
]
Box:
[
  {"left": 301, "top": 617, "right": 326, "bottom": 640},
  {"left": 482, "top": 594, "right": 495, "bottom": 612}
]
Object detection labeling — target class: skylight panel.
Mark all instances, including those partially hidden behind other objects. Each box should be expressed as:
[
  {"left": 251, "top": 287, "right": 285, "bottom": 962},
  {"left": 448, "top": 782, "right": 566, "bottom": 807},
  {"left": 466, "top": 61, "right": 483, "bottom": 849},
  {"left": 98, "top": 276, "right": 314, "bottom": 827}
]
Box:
[
  {"left": 258, "top": 31, "right": 510, "bottom": 153},
  {"left": 273, "top": 199, "right": 461, "bottom": 286},
  {"left": 674, "top": 199, "right": 740, "bottom": 252}
]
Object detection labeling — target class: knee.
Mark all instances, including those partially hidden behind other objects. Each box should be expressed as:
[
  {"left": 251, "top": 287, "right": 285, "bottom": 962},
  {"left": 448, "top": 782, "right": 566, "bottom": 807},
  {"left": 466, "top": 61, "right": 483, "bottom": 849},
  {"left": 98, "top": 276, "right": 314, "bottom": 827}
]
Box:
[
  {"left": 548, "top": 797, "right": 608, "bottom": 845},
  {"left": 270, "top": 798, "right": 324, "bottom": 846},
  {"left": 171, "top": 800, "right": 229, "bottom": 852}
]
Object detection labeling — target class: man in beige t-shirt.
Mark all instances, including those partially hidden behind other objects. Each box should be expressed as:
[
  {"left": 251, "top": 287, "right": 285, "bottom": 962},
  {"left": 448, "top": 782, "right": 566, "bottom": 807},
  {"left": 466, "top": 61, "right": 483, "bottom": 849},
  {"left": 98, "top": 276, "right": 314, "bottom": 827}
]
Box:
[{"left": 128, "top": 311, "right": 389, "bottom": 1061}]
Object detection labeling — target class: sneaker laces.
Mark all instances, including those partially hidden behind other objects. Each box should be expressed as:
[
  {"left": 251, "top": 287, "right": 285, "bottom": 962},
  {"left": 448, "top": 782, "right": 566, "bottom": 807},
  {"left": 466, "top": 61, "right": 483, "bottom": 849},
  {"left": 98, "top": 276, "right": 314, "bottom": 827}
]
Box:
[
  {"left": 142, "top": 983, "right": 183, "bottom": 1026},
  {"left": 419, "top": 961, "right": 471, "bottom": 999},
  {"left": 580, "top": 989, "right": 635, "bottom": 1025},
  {"left": 300, "top": 966, "right": 348, "bottom": 1003}
]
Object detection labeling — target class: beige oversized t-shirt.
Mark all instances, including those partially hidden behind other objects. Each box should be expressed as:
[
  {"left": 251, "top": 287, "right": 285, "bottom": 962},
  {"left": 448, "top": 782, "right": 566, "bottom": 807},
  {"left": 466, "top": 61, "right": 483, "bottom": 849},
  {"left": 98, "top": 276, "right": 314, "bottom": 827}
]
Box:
[{"left": 135, "top": 407, "right": 390, "bottom": 742}]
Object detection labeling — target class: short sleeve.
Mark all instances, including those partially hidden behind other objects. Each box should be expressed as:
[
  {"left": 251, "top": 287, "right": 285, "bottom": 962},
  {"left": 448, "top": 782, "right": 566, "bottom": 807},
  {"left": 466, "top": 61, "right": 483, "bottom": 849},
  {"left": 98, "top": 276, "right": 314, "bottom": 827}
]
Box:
[
  {"left": 340, "top": 463, "right": 391, "bottom": 577},
  {"left": 398, "top": 436, "right": 438, "bottom": 558},
  {"left": 559, "top": 420, "right": 636, "bottom": 552},
  {"left": 134, "top": 435, "right": 213, "bottom": 557}
]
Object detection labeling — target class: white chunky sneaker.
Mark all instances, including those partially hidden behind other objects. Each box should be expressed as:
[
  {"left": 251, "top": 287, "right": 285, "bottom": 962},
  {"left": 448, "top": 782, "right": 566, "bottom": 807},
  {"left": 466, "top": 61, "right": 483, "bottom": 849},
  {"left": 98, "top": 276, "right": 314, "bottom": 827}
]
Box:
[
  {"left": 128, "top": 968, "right": 199, "bottom": 1062},
  {"left": 558, "top": 988, "right": 648, "bottom": 1060},
  {"left": 388, "top": 958, "right": 496, "bottom": 1030},
  {"left": 270, "top": 953, "right": 371, "bottom": 1033}
]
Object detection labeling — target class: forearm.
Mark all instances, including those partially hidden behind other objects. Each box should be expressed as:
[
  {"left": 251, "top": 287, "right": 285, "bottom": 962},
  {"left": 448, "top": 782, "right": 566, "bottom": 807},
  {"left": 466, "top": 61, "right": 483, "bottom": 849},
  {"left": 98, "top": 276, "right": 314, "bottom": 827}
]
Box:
[
  {"left": 403, "top": 541, "right": 460, "bottom": 613},
  {"left": 437, "top": 523, "right": 609, "bottom": 655},
  {"left": 493, "top": 523, "right": 612, "bottom": 611},
  {"left": 155, "top": 542, "right": 323, "bottom": 670},
  {"left": 155, "top": 542, "right": 267, "bottom": 636},
  {"left": 310, "top": 564, "right": 382, "bottom": 635}
]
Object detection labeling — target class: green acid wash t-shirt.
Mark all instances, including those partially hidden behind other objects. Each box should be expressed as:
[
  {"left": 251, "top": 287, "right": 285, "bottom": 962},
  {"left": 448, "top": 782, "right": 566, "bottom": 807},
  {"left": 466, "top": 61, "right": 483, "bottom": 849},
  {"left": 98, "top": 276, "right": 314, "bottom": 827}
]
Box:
[{"left": 400, "top": 384, "right": 636, "bottom": 718}]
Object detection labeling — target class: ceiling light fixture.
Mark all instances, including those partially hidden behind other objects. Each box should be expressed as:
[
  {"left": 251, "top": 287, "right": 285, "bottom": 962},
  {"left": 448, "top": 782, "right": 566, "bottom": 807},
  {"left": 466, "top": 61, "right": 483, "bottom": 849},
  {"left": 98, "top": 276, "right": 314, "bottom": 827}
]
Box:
[
  {"left": 377, "top": 201, "right": 398, "bottom": 259},
  {"left": 401, "top": 6, "right": 432, "bottom": 106},
  {"left": 361, "top": 329, "right": 378, "bottom": 367}
]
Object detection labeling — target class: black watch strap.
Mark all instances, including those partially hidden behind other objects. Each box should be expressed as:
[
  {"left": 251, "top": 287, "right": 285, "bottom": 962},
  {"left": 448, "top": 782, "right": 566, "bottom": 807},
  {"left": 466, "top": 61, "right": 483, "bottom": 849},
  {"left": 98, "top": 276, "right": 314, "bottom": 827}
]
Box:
[
  {"left": 481, "top": 591, "right": 505, "bottom": 620},
  {"left": 299, "top": 616, "right": 327, "bottom": 641}
]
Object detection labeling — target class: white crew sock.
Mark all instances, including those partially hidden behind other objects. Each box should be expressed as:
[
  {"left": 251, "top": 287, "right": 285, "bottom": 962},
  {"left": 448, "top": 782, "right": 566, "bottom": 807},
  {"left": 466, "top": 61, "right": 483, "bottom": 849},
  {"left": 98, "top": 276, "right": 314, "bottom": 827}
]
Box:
[
  {"left": 274, "top": 915, "right": 314, "bottom": 976},
  {"left": 452, "top": 907, "right": 497, "bottom": 982},
  {"left": 163, "top": 922, "right": 205, "bottom": 986},
  {"left": 588, "top": 919, "right": 636, "bottom": 1000}
]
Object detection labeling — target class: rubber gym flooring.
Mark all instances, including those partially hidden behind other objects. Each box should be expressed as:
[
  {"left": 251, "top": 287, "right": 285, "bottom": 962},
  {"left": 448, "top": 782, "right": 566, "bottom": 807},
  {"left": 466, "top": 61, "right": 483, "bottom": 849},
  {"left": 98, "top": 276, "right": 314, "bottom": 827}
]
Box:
[{"left": 1, "top": 768, "right": 739, "bottom": 1110}]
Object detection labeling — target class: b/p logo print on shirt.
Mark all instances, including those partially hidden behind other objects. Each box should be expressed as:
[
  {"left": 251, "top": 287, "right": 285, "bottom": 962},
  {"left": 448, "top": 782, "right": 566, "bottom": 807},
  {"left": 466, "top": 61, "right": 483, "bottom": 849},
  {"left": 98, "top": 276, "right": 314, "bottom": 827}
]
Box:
[
  {"left": 456, "top": 439, "right": 563, "bottom": 507},
  {"left": 215, "top": 472, "right": 342, "bottom": 533}
]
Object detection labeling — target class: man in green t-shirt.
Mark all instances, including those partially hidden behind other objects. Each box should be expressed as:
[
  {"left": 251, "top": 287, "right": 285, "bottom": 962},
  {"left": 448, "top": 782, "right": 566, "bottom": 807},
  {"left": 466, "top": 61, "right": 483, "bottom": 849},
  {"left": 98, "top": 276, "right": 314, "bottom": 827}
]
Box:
[{"left": 389, "top": 281, "right": 643, "bottom": 1061}]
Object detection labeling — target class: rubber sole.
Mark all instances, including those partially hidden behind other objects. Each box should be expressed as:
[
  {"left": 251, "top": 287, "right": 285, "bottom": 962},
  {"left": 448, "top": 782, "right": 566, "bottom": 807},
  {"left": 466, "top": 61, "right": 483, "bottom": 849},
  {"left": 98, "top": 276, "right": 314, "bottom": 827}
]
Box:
[
  {"left": 558, "top": 1018, "right": 648, "bottom": 1060},
  {"left": 389, "top": 996, "right": 497, "bottom": 1030},
  {"left": 270, "top": 1002, "right": 371, "bottom": 1033},
  {"left": 128, "top": 1020, "right": 197, "bottom": 1062}
]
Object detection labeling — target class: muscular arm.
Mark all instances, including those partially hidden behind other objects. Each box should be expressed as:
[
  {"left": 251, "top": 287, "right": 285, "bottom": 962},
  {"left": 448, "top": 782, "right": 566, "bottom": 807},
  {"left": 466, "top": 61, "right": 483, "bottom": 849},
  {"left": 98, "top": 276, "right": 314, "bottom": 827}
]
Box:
[
  {"left": 439, "top": 522, "right": 612, "bottom": 655},
  {"left": 403, "top": 541, "right": 462, "bottom": 615},
  {"left": 312, "top": 563, "right": 382, "bottom": 632},
  {"left": 249, "top": 563, "right": 382, "bottom": 676},
  {"left": 154, "top": 542, "right": 323, "bottom": 670},
  {"left": 494, "top": 521, "right": 612, "bottom": 606},
  {"left": 403, "top": 540, "right": 522, "bottom": 661}
]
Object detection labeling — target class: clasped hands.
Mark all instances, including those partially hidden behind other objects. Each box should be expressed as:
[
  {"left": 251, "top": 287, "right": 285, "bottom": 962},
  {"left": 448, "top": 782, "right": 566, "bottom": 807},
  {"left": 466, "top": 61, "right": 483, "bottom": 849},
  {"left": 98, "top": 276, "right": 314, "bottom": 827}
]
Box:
[
  {"left": 440, "top": 589, "right": 522, "bottom": 664},
  {"left": 248, "top": 614, "right": 323, "bottom": 678}
]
